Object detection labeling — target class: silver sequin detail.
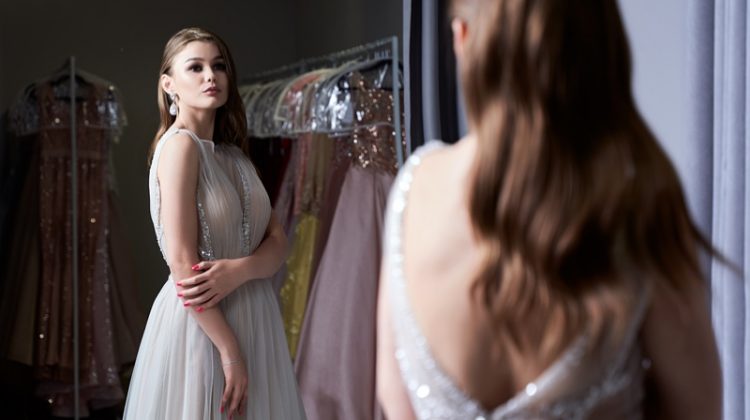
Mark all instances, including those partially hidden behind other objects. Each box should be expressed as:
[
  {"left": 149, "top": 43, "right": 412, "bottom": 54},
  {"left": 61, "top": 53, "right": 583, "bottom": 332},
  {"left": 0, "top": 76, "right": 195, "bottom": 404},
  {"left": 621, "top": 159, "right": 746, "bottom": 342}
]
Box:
[
  {"left": 386, "top": 141, "right": 484, "bottom": 418},
  {"left": 197, "top": 200, "right": 215, "bottom": 260},
  {"left": 525, "top": 383, "right": 538, "bottom": 396},
  {"left": 235, "top": 160, "right": 252, "bottom": 255},
  {"left": 152, "top": 178, "right": 167, "bottom": 261}
]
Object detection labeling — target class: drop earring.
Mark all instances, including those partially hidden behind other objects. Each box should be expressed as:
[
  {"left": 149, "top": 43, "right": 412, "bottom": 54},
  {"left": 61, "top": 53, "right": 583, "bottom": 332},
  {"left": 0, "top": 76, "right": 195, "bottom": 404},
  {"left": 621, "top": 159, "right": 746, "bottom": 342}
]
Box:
[{"left": 169, "top": 93, "right": 178, "bottom": 116}]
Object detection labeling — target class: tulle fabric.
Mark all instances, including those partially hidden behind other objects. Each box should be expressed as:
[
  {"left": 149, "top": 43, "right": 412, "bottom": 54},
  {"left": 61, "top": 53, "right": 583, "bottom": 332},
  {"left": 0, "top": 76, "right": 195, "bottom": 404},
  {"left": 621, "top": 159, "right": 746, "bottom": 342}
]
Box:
[{"left": 123, "top": 129, "right": 306, "bottom": 419}]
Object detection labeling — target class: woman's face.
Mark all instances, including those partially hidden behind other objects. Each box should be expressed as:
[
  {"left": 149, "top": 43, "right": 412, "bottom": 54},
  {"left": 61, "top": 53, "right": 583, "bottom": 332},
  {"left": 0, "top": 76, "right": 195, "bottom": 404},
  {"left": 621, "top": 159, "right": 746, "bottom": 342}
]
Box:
[{"left": 165, "top": 40, "right": 229, "bottom": 112}]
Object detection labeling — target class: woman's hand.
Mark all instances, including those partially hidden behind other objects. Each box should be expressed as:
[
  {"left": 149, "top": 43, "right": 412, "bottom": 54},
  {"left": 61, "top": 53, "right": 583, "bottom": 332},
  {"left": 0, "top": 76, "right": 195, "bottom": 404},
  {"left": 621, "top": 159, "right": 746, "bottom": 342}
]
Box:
[
  {"left": 177, "top": 259, "right": 247, "bottom": 310},
  {"left": 220, "top": 352, "right": 249, "bottom": 419}
]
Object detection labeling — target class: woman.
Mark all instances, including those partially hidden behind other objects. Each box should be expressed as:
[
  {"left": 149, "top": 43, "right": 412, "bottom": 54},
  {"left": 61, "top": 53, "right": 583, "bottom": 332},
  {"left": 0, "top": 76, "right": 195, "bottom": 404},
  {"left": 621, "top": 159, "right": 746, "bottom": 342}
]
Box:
[
  {"left": 377, "top": 1, "right": 721, "bottom": 419},
  {"left": 124, "top": 28, "right": 306, "bottom": 419}
]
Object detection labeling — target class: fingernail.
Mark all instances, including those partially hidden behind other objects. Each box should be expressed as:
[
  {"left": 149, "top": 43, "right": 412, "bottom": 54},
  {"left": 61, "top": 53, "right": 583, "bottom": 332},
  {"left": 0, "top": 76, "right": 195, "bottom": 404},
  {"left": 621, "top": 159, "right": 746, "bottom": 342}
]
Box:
[
  {"left": 220, "top": 405, "right": 224, "bottom": 413},
  {"left": 183, "top": 302, "right": 190, "bottom": 307},
  {"left": 177, "top": 293, "right": 183, "bottom": 297},
  {"left": 196, "top": 306, "right": 204, "bottom": 313},
  {"left": 192, "top": 264, "right": 200, "bottom": 270},
  {"left": 176, "top": 281, "right": 183, "bottom": 286}
]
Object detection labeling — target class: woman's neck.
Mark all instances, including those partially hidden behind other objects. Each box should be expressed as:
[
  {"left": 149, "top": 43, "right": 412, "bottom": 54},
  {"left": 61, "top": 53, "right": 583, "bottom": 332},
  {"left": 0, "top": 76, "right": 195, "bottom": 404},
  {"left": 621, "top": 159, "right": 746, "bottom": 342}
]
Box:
[{"left": 174, "top": 108, "right": 216, "bottom": 141}]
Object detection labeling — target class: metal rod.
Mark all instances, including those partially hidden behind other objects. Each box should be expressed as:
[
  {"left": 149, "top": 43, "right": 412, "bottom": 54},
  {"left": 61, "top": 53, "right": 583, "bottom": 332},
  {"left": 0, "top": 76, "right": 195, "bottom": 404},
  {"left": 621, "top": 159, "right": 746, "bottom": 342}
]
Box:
[
  {"left": 242, "top": 37, "right": 395, "bottom": 85},
  {"left": 70, "top": 55, "right": 80, "bottom": 420},
  {"left": 391, "top": 36, "right": 404, "bottom": 167}
]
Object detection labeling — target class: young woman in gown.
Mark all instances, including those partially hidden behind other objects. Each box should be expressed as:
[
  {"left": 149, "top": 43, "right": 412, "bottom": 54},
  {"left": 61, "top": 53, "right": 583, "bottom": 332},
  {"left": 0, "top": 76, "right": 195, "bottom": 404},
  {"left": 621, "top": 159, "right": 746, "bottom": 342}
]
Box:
[
  {"left": 123, "top": 27, "right": 306, "bottom": 419},
  {"left": 377, "top": 1, "right": 722, "bottom": 419}
]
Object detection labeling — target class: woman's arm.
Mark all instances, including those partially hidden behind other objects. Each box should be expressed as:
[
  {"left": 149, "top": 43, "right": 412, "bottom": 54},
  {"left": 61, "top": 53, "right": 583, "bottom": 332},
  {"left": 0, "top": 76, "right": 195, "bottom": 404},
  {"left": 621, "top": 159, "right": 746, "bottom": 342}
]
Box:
[
  {"left": 641, "top": 277, "right": 721, "bottom": 420},
  {"left": 157, "top": 133, "right": 247, "bottom": 417},
  {"left": 376, "top": 263, "right": 417, "bottom": 420},
  {"left": 178, "top": 211, "right": 288, "bottom": 308}
]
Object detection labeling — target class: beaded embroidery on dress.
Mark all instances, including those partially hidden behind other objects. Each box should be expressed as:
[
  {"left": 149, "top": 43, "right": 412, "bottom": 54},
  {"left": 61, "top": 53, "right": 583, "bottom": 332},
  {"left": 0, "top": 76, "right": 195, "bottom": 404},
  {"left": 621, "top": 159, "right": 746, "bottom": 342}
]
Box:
[
  {"left": 383, "top": 141, "right": 650, "bottom": 420},
  {"left": 123, "top": 128, "right": 306, "bottom": 420}
]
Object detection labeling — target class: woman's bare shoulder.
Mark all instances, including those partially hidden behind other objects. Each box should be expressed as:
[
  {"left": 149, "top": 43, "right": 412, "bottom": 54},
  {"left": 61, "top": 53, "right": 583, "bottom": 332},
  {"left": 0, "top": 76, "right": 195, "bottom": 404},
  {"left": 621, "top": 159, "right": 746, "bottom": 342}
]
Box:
[
  {"left": 415, "top": 138, "right": 473, "bottom": 178},
  {"left": 156, "top": 132, "right": 200, "bottom": 180}
]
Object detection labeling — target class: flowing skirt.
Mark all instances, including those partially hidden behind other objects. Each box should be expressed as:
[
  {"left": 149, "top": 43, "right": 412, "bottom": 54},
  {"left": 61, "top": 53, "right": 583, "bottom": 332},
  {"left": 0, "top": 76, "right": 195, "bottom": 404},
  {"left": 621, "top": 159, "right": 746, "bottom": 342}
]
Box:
[{"left": 124, "top": 277, "right": 306, "bottom": 420}]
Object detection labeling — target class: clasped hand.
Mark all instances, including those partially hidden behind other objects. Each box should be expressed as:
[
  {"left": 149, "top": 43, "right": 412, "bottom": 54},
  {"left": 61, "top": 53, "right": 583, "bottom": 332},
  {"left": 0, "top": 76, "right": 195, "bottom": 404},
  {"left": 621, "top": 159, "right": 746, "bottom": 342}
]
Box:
[{"left": 176, "top": 259, "right": 246, "bottom": 310}]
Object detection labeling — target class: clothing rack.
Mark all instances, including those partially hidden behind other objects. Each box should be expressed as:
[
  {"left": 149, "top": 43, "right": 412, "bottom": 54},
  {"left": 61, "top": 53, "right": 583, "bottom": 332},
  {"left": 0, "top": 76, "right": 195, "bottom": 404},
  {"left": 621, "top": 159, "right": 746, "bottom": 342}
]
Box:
[
  {"left": 242, "top": 36, "right": 405, "bottom": 167},
  {"left": 68, "top": 56, "right": 82, "bottom": 420}
]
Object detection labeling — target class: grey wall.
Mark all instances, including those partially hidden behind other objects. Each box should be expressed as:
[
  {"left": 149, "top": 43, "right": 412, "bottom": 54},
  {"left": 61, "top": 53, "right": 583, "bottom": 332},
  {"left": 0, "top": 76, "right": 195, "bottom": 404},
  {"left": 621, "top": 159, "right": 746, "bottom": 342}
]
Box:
[
  {"left": 0, "top": 0, "right": 401, "bottom": 307},
  {"left": 617, "top": 1, "right": 702, "bottom": 217},
  {"left": 293, "top": 0, "right": 402, "bottom": 58}
]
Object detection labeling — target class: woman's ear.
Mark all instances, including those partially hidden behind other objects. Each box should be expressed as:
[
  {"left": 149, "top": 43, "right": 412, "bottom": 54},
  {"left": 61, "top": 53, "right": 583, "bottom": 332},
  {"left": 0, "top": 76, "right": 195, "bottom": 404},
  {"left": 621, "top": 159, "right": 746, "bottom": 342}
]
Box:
[
  {"left": 160, "top": 73, "right": 173, "bottom": 96},
  {"left": 452, "top": 18, "right": 469, "bottom": 62}
]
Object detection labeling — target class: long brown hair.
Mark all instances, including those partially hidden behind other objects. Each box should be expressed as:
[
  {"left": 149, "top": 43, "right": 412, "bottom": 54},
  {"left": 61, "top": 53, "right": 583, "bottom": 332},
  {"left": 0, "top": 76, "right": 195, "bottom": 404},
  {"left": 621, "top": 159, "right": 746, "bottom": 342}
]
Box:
[
  {"left": 452, "top": 0, "right": 715, "bottom": 358},
  {"left": 148, "top": 27, "right": 247, "bottom": 163}
]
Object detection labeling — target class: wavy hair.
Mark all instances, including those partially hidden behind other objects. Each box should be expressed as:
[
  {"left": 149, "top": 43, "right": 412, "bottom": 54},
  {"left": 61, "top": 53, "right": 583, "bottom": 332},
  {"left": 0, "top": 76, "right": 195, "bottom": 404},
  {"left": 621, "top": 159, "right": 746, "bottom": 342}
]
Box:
[{"left": 451, "top": 0, "right": 716, "bottom": 358}]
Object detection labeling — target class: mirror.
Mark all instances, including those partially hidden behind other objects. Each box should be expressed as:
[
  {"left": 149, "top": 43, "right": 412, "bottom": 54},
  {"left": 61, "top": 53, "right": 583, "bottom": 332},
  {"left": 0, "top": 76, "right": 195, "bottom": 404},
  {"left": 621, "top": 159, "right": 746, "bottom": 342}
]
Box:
[{"left": 0, "top": 0, "right": 403, "bottom": 418}]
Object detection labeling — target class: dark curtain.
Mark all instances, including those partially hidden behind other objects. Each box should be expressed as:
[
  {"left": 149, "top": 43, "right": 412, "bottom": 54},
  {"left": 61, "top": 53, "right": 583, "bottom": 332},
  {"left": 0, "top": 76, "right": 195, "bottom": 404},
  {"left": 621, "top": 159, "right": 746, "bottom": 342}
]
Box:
[{"left": 403, "top": 0, "right": 466, "bottom": 151}]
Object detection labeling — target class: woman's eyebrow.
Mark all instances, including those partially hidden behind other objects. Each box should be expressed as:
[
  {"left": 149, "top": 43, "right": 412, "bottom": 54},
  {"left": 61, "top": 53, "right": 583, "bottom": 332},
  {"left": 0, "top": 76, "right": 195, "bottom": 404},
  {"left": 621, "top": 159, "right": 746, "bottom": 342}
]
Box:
[{"left": 184, "top": 55, "right": 224, "bottom": 63}]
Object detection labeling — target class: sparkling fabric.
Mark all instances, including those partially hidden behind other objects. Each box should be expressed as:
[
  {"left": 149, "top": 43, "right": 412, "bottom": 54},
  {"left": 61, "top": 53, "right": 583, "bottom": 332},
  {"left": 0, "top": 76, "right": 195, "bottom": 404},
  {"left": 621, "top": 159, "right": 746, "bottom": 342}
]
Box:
[
  {"left": 1, "top": 78, "right": 140, "bottom": 417},
  {"left": 293, "top": 127, "right": 400, "bottom": 420},
  {"left": 31, "top": 83, "right": 133, "bottom": 417},
  {"left": 9, "top": 79, "right": 126, "bottom": 138},
  {"left": 383, "top": 141, "right": 651, "bottom": 420},
  {"left": 2, "top": 75, "right": 142, "bottom": 417}
]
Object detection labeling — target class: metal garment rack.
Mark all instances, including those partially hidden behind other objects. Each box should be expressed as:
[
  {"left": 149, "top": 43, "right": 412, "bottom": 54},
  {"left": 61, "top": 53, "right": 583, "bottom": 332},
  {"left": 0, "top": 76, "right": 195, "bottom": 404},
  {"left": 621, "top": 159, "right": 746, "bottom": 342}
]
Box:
[
  {"left": 69, "top": 56, "right": 81, "bottom": 420},
  {"left": 242, "top": 36, "right": 405, "bottom": 167}
]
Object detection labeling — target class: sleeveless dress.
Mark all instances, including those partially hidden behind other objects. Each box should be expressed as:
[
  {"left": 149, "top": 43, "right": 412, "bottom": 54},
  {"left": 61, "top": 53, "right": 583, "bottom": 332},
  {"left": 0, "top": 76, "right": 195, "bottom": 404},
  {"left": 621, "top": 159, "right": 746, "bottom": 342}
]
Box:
[
  {"left": 383, "top": 141, "right": 651, "bottom": 420},
  {"left": 123, "top": 128, "right": 306, "bottom": 419}
]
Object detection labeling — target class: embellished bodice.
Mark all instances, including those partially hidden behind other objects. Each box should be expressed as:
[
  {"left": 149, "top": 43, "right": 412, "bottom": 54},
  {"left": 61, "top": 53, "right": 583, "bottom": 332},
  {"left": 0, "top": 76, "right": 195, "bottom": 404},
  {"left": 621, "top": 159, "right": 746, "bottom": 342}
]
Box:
[
  {"left": 383, "top": 141, "right": 650, "bottom": 419},
  {"left": 149, "top": 128, "right": 271, "bottom": 263}
]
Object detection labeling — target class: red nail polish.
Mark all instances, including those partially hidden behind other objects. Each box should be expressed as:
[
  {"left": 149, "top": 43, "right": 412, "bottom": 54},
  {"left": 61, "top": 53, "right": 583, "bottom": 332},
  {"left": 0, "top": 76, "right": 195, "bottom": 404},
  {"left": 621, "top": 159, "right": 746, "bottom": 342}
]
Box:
[
  {"left": 220, "top": 405, "right": 224, "bottom": 413},
  {"left": 183, "top": 302, "right": 190, "bottom": 307},
  {"left": 192, "top": 264, "right": 200, "bottom": 270},
  {"left": 176, "top": 281, "right": 183, "bottom": 286},
  {"left": 177, "top": 293, "right": 183, "bottom": 297},
  {"left": 197, "top": 307, "right": 204, "bottom": 312}
]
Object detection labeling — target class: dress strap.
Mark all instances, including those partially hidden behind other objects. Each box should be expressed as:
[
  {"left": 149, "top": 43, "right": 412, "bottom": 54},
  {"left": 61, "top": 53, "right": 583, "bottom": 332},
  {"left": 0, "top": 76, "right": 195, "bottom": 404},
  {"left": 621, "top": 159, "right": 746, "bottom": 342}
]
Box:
[{"left": 173, "top": 128, "right": 201, "bottom": 142}]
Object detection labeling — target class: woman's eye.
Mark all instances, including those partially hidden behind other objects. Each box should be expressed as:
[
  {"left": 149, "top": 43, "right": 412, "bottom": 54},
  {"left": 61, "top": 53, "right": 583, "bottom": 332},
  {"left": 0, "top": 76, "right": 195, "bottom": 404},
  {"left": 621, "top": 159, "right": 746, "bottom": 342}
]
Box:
[
  {"left": 213, "top": 63, "right": 227, "bottom": 71},
  {"left": 189, "top": 65, "right": 202, "bottom": 72}
]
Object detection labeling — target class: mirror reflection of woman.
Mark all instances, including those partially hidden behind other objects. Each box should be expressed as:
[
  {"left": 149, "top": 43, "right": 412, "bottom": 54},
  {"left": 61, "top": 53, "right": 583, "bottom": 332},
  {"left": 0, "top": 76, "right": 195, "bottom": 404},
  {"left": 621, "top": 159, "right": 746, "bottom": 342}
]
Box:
[
  {"left": 377, "top": 1, "right": 721, "bottom": 419},
  {"left": 123, "top": 28, "right": 306, "bottom": 420}
]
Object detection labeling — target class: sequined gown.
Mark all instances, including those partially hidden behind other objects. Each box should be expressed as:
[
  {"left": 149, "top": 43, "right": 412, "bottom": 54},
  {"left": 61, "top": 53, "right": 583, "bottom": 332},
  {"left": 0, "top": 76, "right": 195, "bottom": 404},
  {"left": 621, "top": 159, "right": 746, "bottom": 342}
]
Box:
[
  {"left": 123, "top": 128, "right": 306, "bottom": 420},
  {"left": 383, "top": 141, "right": 650, "bottom": 419},
  {"left": 2, "top": 80, "right": 143, "bottom": 417}
]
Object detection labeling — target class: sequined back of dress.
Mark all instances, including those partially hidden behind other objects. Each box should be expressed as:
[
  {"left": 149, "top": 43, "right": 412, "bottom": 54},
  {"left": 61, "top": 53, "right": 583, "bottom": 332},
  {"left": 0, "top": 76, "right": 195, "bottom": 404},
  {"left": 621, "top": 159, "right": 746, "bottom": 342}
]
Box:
[{"left": 383, "top": 141, "right": 650, "bottom": 420}]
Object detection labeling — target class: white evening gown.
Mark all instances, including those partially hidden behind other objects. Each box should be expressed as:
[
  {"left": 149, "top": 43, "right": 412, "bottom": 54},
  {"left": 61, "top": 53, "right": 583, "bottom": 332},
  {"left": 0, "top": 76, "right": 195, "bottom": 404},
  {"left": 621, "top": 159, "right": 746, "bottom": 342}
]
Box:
[
  {"left": 123, "top": 128, "right": 307, "bottom": 419},
  {"left": 382, "top": 141, "right": 651, "bottom": 419}
]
